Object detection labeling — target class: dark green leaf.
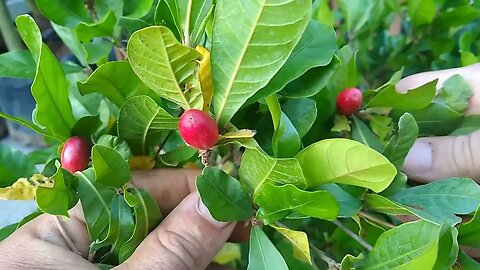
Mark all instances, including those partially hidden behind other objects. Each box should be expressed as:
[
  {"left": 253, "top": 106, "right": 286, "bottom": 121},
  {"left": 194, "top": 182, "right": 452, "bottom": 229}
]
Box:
[
  {"left": 84, "top": 41, "right": 114, "bottom": 65},
  {"left": 458, "top": 205, "right": 480, "bottom": 247},
  {"left": 75, "top": 11, "right": 117, "bottom": 42},
  {"left": 0, "top": 112, "right": 62, "bottom": 141},
  {"left": 435, "top": 74, "right": 472, "bottom": 113},
  {"left": 0, "top": 144, "right": 37, "bottom": 187},
  {"left": 380, "top": 171, "right": 408, "bottom": 197},
  {"left": 282, "top": 98, "right": 318, "bottom": 138},
  {"left": 36, "top": 167, "right": 78, "bottom": 217},
  {"left": 124, "top": 0, "right": 154, "bottom": 19},
  {"left": 329, "top": 45, "right": 358, "bottom": 93},
  {"left": 0, "top": 50, "right": 35, "bottom": 79},
  {"left": 196, "top": 167, "right": 253, "bottom": 222},
  {"left": 382, "top": 113, "right": 418, "bottom": 168},
  {"left": 351, "top": 115, "right": 383, "bottom": 152},
  {"left": 367, "top": 80, "right": 437, "bottom": 110},
  {"left": 154, "top": 0, "right": 182, "bottom": 41},
  {"left": 433, "top": 226, "right": 458, "bottom": 270},
  {"left": 408, "top": 0, "right": 436, "bottom": 26},
  {"left": 0, "top": 223, "right": 17, "bottom": 241},
  {"left": 434, "top": 6, "right": 480, "bottom": 31},
  {"left": 92, "top": 145, "right": 131, "bottom": 188},
  {"left": 97, "top": 135, "right": 131, "bottom": 160},
  {"left": 450, "top": 115, "right": 480, "bottom": 135},
  {"left": 322, "top": 184, "right": 362, "bottom": 218},
  {"left": 72, "top": 116, "right": 102, "bottom": 138},
  {"left": 35, "top": 0, "right": 92, "bottom": 27},
  {"left": 248, "top": 225, "right": 289, "bottom": 270},
  {"left": 401, "top": 103, "right": 463, "bottom": 136},
  {"left": 457, "top": 250, "right": 480, "bottom": 269}
]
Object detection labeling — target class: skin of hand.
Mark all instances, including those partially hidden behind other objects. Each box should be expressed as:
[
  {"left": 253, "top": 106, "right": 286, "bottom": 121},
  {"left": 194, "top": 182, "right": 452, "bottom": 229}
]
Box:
[
  {"left": 0, "top": 169, "right": 248, "bottom": 270},
  {"left": 397, "top": 63, "right": 480, "bottom": 182}
]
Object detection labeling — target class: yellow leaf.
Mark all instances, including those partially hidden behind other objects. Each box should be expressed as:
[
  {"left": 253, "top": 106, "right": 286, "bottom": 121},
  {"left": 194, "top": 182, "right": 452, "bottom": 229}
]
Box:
[
  {"left": 213, "top": 242, "right": 241, "bottom": 265},
  {"left": 271, "top": 225, "right": 312, "bottom": 264},
  {"left": 196, "top": 45, "right": 213, "bottom": 112},
  {"left": 0, "top": 174, "right": 54, "bottom": 200},
  {"left": 220, "top": 129, "right": 257, "bottom": 139},
  {"left": 129, "top": 156, "right": 155, "bottom": 170}
]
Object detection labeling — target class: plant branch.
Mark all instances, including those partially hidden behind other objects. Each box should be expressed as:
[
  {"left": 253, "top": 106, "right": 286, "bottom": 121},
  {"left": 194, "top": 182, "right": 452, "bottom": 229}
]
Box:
[
  {"left": 0, "top": 0, "right": 23, "bottom": 51},
  {"left": 359, "top": 211, "right": 396, "bottom": 229},
  {"left": 155, "top": 131, "right": 173, "bottom": 158},
  {"left": 309, "top": 244, "right": 340, "bottom": 270},
  {"left": 333, "top": 220, "right": 373, "bottom": 251}
]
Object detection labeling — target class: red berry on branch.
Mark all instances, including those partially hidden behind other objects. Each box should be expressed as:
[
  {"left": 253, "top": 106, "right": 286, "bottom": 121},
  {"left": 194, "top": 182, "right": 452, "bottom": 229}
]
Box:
[
  {"left": 178, "top": 109, "right": 219, "bottom": 150},
  {"left": 61, "top": 136, "right": 91, "bottom": 173},
  {"left": 336, "top": 87, "right": 363, "bottom": 116}
]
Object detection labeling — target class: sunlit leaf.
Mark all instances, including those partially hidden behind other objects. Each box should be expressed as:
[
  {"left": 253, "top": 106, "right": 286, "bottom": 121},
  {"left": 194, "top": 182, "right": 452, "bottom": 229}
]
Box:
[{"left": 270, "top": 225, "right": 312, "bottom": 264}]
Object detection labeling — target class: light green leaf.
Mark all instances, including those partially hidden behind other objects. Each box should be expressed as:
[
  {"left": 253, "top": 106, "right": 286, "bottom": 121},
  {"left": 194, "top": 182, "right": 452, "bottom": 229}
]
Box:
[
  {"left": 401, "top": 103, "right": 463, "bottom": 136},
  {"left": 248, "top": 225, "right": 289, "bottom": 270},
  {"left": 364, "top": 194, "right": 413, "bottom": 216},
  {"left": 211, "top": 0, "right": 312, "bottom": 125},
  {"left": 0, "top": 144, "right": 37, "bottom": 187},
  {"left": 36, "top": 167, "right": 78, "bottom": 217},
  {"left": 84, "top": 40, "right": 114, "bottom": 65},
  {"left": 196, "top": 167, "right": 253, "bottom": 222},
  {"left": 0, "top": 50, "right": 35, "bottom": 79},
  {"left": 35, "top": 0, "right": 92, "bottom": 27},
  {"left": 270, "top": 225, "right": 312, "bottom": 264},
  {"left": 322, "top": 184, "right": 362, "bottom": 218},
  {"left": 369, "top": 115, "right": 393, "bottom": 142},
  {"left": 367, "top": 80, "right": 437, "bottom": 110},
  {"left": 75, "top": 11, "right": 117, "bottom": 42},
  {"left": 92, "top": 145, "right": 131, "bottom": 188},
  {"left": 51, "top": 23, "right": 88, "bottom": 67},
  {"left": 351, "top": 115, "right": 383, "bottom": 152},
  {"left": 408, "top": 0, "right": 436, "bottom": 26},
  {"left": 118, "top": 96, "right": 178, "bottom": 153},
  {"left": 332, "top": 115, "right": 351, "bottom": 133},
  {"left": 435, "top": 74, "right": 472, "bottom": 114},
  {"left": 16, "top": 15, "right": 75, "bottom": 140},
  {"left": 382, "top": 113, "right": 418, "bottom": 168},
  {"left": 78, "top": 61, "right": 161, "bottom": 108},
  {"left": 282, "top": 98, "right": 318, "bottom": 138},
  {"left": 123, "top": 0, "right": 154, "bottom": 19},
  {"left": 450, "top": 115, "right": 480, "bottom": 136},
  {"left": 239, "top": 148, "right": 307, "bottom": 197},
  {"left": 255, "top": 183, "right": 339, "bottom": 224},
  {"left": 128, "top": 26, "right": 201, "bottom": 109},
  {"left": 295, "top": 139, "right": 396, "bottom": 192},
  {"left": 364, "top": 220, "right": 440, "bottom": 269}
]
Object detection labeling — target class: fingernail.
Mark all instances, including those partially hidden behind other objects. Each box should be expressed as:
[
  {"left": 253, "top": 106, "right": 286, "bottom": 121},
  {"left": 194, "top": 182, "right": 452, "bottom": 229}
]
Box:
[
  {"left": 403, "top": 141, "right": 433, "bottom": 172},
  {"left": 196, "top": 196, "right": 230, "bottom": 229}
]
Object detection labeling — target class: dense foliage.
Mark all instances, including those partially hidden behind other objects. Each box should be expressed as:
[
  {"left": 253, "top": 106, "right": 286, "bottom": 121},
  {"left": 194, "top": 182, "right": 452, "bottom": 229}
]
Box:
[{"left": 0, "top": 0, "right": 480, "bottom": 269}]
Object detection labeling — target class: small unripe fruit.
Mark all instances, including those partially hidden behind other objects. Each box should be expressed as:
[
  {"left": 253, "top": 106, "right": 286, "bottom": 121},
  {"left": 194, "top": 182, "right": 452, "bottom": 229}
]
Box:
[
  {"left": 61, "top": 136, "right": 91, "bottom": 173},
  {"left": 336, "top": 87, "right": 363, "bottom": 116},
  {"left": 178, "top": 109, "right": 219, "bottom": 150}
]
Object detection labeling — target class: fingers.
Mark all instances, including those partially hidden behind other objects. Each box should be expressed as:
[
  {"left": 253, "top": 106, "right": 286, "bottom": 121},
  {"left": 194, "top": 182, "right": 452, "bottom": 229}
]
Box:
[
  {"left": 119, "top": 192, "right": 236, "bottom": 270},
  {"left": 403, "top": 130, "right": 480, "bottom": 182}
]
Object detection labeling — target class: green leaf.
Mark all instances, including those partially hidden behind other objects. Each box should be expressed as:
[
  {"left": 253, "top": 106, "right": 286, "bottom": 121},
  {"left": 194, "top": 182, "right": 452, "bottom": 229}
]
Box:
[
  {"left": 458, "top": 206, "right": 480, "bottom": 247},
  {"left": 270, "top": 225, "right": 312, "bottom": 264},
  {"left": 382, "top": 113, "right": 418, "bottom": 168},
  {"left": 196, "top": 167, "right": 253, "bottom": 222},
  {"left": 458, "top": 250, "right": 480, "bottom": 269},
  {"left": 266, "top": 95, "right": 301, "bottom": 158},
  {"left": 295, "top": 139, "right": 397, "bottom": 192},
  {"left": 16, "top": 15, "right": 76, "bottom": 140},
  {"left": 77, "top": 168, "right": 116, "bottom": 241},
  {"left": 369, "top": 115, "right": 393, "bottom": 142},
  {"left": 0, "top": 223, "right": 17, "bottom": 241},
  {"left": 78, "top": 61, "right": 161, "bottom": 108},
  {"left": 50, "top": 23, "right": 88, "bottom": 67},
  {"left": 341, "top": 253, "right": 364, "bottom": 270},
  {"left": 124, "top": 0, "right": 154, "bottom": 19},
  {"left": 363, "top": 220, "right": 440, "bottom": 269},
  {"left": 391, "top": 178, "right": 480, "bottom": 225},
  {"left": 338, "top": 0, "right": 374, "bottom": 35},
  {"left": 97, "top": 135, "right": 131, "bottom": 160},
  {"left": 282, "top": 98, "right": 317, "bottom": 138},
  {"left": 72, "top": 115, "right": 102, "bottom": 138},
  {"left": 433, "top": 226, "right": 458, "bottom": 270},
  {"left": 154, "top": 0, "right": 182, "bottom": 40},
  {"left": 0, "top": 50, "right": 35, "bottom": 79},
  {"left": 331, "top": 115, "right": 351, "bottom": 133},
  {"left": 400, "top": 103, "right": 463, "bottom": 136},
  {"left": 119, "top": 187, "right": 162, "bottom": 263},
  {"left": 92, "top": 145, "right": 131, "bottom": 188},
  {"left": 364, "top": 193, "right": 417, "bottom": 216},
  {"left": 255, "top": 183, "right": 339, "bottom": 224},
  {"left": 36, "top": 167, "right": 78, "bottom": 217},
  {"left": 75, "top": 11, "right": 117, "bottom": 42},
  {"left": 322, "top": 184, "right": 362, "bottom": 218},
  {"left": 119, "top": 17, "right": 151, "bottom": 36},
  {"left": 381, "top": 171, "right": 408, "bottom": 197},
  {"left": 434, "top": 6, "right": 480, "bottom": 31},
  {"left": 251, "top": 20, "right": 336, "bottom": 102},
  {"left": 118, "top": 96, "right": 178, "bottom": 153},
  {"left": 351, "top": 115, "right": 383, "bottom": 152},
  {"left": 408, "top": 0, "right": 436, "bottom": 26},
  {"left": 35, "top": 0, "right": 92, "bottom": 27},
  {"left": 450, "top": 115, "right": 480, "bottom": 135},
  {"left": 366, "top": 80, "right": 437, "bottom": 110},
  {"left": 239, "top": 148, "right": 307, "bottom": 197},
  {"left": 85, "top": 41, "right": 114, "bottom": 65},
  {"left": 329, "top": 45, "right": 358, "bottom": 93},
  {"left": 127, "top": 26, "right": 201, "bottom": 110},
  {"left": 211, "top": 0, "right": 312, "bottom": 125},
  {"left": 185, "top": 0, "right": 214, "bottom": 45},
  {"left": 248, "top": 225, "right": 289, "bottom": 270},
  {"left": 435, "top": 74, "right": 472, "bottom": 114},
  {"left": 0, "top": 144, "right": 37, "bottom": 187},
  {"left": 0, "top": 112, "right": 62, "bottom": 141}
]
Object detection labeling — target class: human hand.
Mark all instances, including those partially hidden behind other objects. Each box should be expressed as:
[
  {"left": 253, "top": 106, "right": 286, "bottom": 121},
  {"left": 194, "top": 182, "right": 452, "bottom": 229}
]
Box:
[
  {"left": 397, "top": 63, "right": 480, "bottom": 182},
  {"left": 0, "top": 169, "right": 245, "bottom": 270}
]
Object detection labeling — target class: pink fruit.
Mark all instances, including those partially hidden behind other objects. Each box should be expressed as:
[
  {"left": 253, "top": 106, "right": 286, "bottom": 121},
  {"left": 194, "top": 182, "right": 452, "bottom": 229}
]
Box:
[
  {"left": 61, "top": 136, "right": 91, "bottom": 173},
  {"left": 336, "top": 87, "right": 363, "bottom": 116},
  {"left": 178, "top": 109, "right": 219, "bottom": 150}
]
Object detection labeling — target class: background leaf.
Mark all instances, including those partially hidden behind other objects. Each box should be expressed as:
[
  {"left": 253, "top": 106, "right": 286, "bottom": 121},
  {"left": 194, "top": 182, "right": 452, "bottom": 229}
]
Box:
[
  {"left": 0, "top": 50, "right": 35, "bottom": 79},
  {"left": 282, "top": 98, "right": 317, "bottom": 138},
  {"left": 408, "top": 0, "right": 436, "bottom": 26},
  {"left": 0, "top": 144, "right": 36, "bottom": 187},
  {"left": 35, "top": 0, "right": 92, "bottom": 27}
]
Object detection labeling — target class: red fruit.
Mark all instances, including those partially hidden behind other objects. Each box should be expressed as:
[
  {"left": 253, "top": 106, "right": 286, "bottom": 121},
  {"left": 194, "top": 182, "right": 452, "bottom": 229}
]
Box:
[
  {"left": 178, "top": 109, "right": 219, "bottom": 150},
  {"left": 336, "top": 87, "right": 363, "bottom": 116},
  {"left": 61, "top": 136, "right": 91, "bottom": 173}
]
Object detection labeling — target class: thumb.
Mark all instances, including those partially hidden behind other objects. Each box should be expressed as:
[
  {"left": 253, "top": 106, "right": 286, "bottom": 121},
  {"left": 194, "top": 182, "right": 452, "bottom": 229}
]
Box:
[
  {"left": 403, "top": 130, "right": 480, "bottom": 183},
  {"left": 118, "top": 192, "right": 236, "bottom": 270}
]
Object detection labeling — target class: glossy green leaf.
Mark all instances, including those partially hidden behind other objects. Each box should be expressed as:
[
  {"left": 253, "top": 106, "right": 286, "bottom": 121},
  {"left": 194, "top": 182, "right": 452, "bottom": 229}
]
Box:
[
  {"left": 458, "top": 206, "right": 480, "bottom": 247},
  {"left": 435, "top": 74, "right": 472, "bottom": 113},
  {"left": 17, "top": 15, "right": 75, "bottom": 140},
  {"left": 282, "top": 98, "right": 318, "bottom": 138},
  {"left": 382, "top": 113, "right": 418, "bottom": 168},
  {"left": 154, "top": 0, "right": 182, "bottom": 41},
  {"left": 363, "top": 220, "right": 440, "bottom": 269},
  {"left": 97, "top": 135, "right": 131, "bottom": 160},
  {"left": 78, "top": 61, "right": 160, "bottom": 108},
  {"left": 128, "top": 26, "right": 202, "bottom": 109},
  {"left": 77, "top": 168, "right": 116, "bottom": 241},
  {"left": 118, "top": 96, "right": 178, "bottom": 153},
  {"left": 0, "top": 50, "right": 35, "bottom": 79},
  {"left": 248, "top": 225, "right": 289, "bottom": 270},
  {"left": 322, "top": 184, "right": 362, "bottom": 218},
  {"left": 0, "top": 144, "right": 37, "bottom": 187},
  {"left": 251, "top": 20, "right": 336, "bottom": 102},
  {"left": 84, "top": 41, "right": 114, "bottom": 65},
  {"left": 266, "top": 95, "right": 301, "bottom": 158},
  {"left": 391, "top": 178, "right": 480, "bottom": 225},
  {"left": 458, "top": 250, "right": 480, "bottom": 269},
  {"left": 450, "top": 115, "right": 480, "bottom": 135},
  {"left": 71, "top": 115, "right": 102, "bottom": 138},
  {"left": 401, "top": 103, "right": 463, "bottom": 136},
  {"left": 270, "top": 225, "right": 311, "bottom": 264},
  {"left": 211, "top": 0, "right": 312, "bottom": 125},
  {"left": 185, "top": 0, "right": 214, "bottom": 45},
  {"left": 75, "top": 11, "right": 117, "bottom": 42},
  {"left": 351, "top": 115, "right": 383, "bottom": 152},
  {"left": 367, "top": 80, "right": 437, "bottom": 110},
  {"left": 408, "top": 0, "right": 436, "bottom": 26},
  {"left": 196, "top": 167, "right": 253, "bottom": 222},
  {"left": 239, "top": 148, "right": 307, "bottom": 196},
  {"left": 159, "top": 131, "right": 196, "bottom": 166},
  {"left": 433, "top": 226, "right": 458, "bottom": 270},
  {"left": 35, "top": 0, "right": 92, "bottom": 27},
  {"left": 92, "top": 145, "right": 131, "bottom": 188},
  {"left": 255, "top": 183, "right": 339, "bottom": 224},
  {"left": 123, "top": 0, "right": 154, "bottom": 19},
  {"left": 295, "top": 139, "right": 397, "bottom": 192},
  {"left": 36, "top": 167, "right": 78, "bottom": 217},
  {"left": 119, "top": 188, "right": 162, "bottom": 262},
  {"left": 0, "top": 223, "right": 17, "bottom": 242}
]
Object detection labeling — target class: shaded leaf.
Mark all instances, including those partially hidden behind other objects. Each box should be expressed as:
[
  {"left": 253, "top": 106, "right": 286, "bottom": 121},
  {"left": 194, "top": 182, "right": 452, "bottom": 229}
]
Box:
[
  {"left": 351, "top": 115, "right": 383, "bottom": 152},
  {"left": 435, "top": 74, "right": 472, "bottom": 113},
  {"left": 0, "top": 50, "right": 35, "bottom": 79},
  {"left": 282, "top": 98, "right": 317, "bottom": 138},
  {"left": 75, "top": 11, "right": 117, "bottom": 42},
  {"left": 36, "top": 167, "right": 78, "bottom": 217},
  {"left": 382, "top": 113, "right": 418, "bottom": 168},
  {"left": 92, "top": 145, "right": 131, "bottom": 188},
  {"left": 0, "top": 144, "right": 37, "bottom": 187},
  {"left": 270, "top": 225, "right": 311, "bottom": 264},
  {"left": 248, "top": 225, "right": 289, "bottom": 270},
  {"left": 450, "top": 115, "right": 480, "bottom": 136},
  {"left": 97, "top": 135, "right": 131, "bottom": 160},
  {"left": 322, "top": 184, "right": 362, "bottom": 218},
  {"left": 35, "top": 0, "right": 92, "bottom": 27}
]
